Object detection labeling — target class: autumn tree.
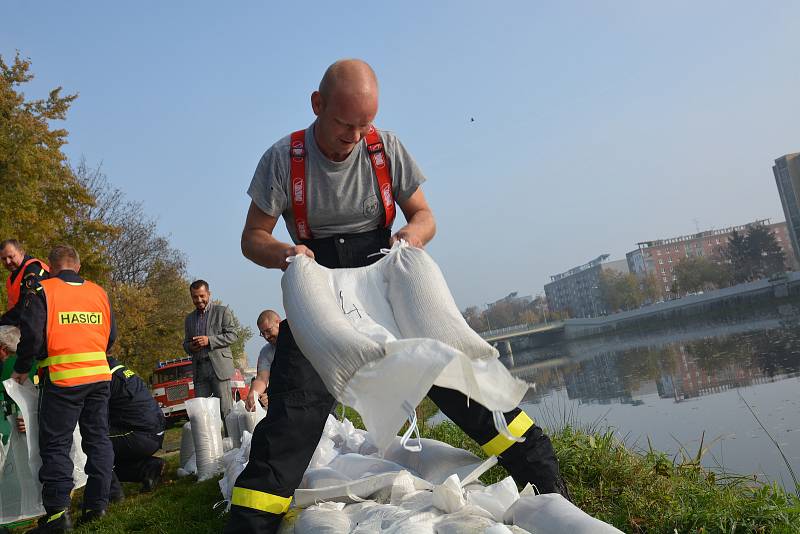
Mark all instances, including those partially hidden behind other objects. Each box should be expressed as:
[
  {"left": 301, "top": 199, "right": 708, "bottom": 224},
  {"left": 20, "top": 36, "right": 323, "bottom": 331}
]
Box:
[{"left": 0, "top": 53, "right": 115, "bottom": 302}]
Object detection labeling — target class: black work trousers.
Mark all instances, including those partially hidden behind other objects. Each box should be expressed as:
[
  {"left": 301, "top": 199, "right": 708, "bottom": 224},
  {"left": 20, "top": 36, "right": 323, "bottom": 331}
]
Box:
[
  {"left": 110, "top": 429, "right": 164, "bottom": 486},
  {"left": 38, "top": 374, "right": 113, "bottom": 513},
  {"left": 225, "top": 228, "right": 565, "bottom": 533}
]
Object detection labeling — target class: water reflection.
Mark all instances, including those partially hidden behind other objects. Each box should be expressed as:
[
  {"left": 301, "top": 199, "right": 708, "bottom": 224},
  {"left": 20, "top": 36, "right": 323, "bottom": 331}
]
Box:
[{"left": 512, "top": 318, "right": 800, "bottom": 488}]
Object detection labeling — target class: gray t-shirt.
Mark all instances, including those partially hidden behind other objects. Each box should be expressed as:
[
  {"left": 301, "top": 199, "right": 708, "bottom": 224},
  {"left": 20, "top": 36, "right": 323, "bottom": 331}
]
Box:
[
  {"left": 256, "top": 343, "right": 275, "bottom": 374},
  {"left": 248, "top": 122, "right": 427, "bottom": 243}
]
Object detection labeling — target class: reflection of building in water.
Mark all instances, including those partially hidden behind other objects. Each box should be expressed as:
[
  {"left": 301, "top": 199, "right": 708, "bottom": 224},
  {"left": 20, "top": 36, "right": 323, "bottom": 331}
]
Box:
[
  {"left": 656, "top": 344, "right": 774, "bottom": 401},
  {"left": 561, "top": 352, "right": 656, "bottom": 405}
]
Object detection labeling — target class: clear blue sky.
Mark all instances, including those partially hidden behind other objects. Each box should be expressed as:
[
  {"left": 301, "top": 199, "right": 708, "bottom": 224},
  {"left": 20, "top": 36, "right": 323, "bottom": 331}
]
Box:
[{"left": 4, "top": 1, "right": 799, "bottom": 365}]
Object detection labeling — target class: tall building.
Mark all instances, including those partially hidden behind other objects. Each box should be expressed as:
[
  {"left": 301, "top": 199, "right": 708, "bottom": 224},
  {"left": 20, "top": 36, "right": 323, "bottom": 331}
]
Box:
[
  {"left": 626, "top": 219, "right": 796, "bottom": 296},
  {"left": 773, "top": 153, "right": 800, "bottom": 266},
  {"left": 544, "top": 255, "right": 629, "bottom": 318}
]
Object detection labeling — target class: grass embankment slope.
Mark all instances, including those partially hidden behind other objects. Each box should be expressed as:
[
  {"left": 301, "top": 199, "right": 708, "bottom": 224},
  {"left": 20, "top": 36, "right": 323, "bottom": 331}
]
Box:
[{"left": 10, "top": 405, "right": 800, "bottom": 534}]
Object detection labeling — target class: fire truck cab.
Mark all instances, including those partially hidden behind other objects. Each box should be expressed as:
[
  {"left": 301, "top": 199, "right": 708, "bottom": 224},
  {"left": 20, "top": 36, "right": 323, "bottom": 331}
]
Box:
[{"left": 150, "top": 356, "right": 250, "bottom": 421}]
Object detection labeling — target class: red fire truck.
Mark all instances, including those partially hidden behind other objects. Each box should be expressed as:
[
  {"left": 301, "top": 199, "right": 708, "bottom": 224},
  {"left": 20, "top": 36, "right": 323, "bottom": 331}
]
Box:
[{"left": 150, "top": 356, "right": 250, "bottom": 421}]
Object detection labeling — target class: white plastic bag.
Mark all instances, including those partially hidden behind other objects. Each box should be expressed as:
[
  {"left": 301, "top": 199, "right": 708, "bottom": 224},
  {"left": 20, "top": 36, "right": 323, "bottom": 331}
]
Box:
[
  {"left": 504, "top": 494, "right": 624, "bottom": 534},
  {"left": 219, "top": 430, "right": 253, "bottom": 506},
  {"left": 179, "top": 422, "right": 195, "bottom": 469},
  {"left": 283, "top": 243, "right": 529, "bottom": 451},
  {"left": 2, "top": 379, "right": 89, "bottom": 523},
  {"left": 185, "top": 396, "right": 224, "bottom": 481}
]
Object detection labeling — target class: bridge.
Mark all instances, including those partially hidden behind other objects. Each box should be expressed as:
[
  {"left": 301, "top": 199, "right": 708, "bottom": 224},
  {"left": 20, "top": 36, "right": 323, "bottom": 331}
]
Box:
[
  {"left": 479, "top": 321, "right": 566, "bottom": 362},
  {"left": 480, "top": 321, "right": 565, "bottom": 343}
]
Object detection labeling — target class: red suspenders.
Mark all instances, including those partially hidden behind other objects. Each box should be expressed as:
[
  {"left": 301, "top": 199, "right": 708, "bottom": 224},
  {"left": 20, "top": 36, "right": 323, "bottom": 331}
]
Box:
[{"left": 289, "top": 125, "right": 395, "bottom": 241}]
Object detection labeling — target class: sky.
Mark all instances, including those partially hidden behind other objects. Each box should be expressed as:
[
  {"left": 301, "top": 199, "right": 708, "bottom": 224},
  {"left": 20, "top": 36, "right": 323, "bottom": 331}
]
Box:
[{"left": 3, "top": 1, "right": 799, "bottom": 365}]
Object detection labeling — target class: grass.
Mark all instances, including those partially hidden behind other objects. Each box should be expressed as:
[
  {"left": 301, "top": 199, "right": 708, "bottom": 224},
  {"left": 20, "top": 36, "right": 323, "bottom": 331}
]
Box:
[{"left": 8, "top": 402, "right": 800, "bottom": 533}]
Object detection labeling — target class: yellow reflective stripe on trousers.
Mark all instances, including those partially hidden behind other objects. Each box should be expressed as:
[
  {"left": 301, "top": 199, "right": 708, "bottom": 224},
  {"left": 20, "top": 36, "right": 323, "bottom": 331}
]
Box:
[
  {"left": 231, "top": 487, "right": 292, "bottom": 514},
  {"left": 481, "top": 412, "right": 534, "bottom": 456},
  {"left": 49, "top": 365, "right": 111, "bottom": 382},
  {"left": 41, "top": 351, "right": 107, "bottom": 367}
]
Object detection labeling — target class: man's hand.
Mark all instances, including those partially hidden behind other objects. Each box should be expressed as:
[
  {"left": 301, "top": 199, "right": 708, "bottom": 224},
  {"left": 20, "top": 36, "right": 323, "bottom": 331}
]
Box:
[
  {"left": 10, "top": 371, "right": 28, "bottom": 385},
  {"left": 390, "top": 228, "right": 425, "bottom": 248},
  {"left": 190, "top": 336, "right": 209, "bottom": 351},
  {"left": 258, "top": 392, "right": 268, "bottom": 408},
  {"left": 245, "top": 388, "right": 258, "bottom": 412},
  {"left": 281, "top": 244, "right": 315, "bottom": 271},
  {"left": 15, "top": 416, "right": 25, "bottom": 433}
]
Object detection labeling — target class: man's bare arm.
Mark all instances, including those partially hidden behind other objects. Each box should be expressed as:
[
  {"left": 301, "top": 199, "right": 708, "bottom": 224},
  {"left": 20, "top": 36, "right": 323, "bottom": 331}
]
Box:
[
  {"left": 241, "top": 202, "right": 314, "bottom": 270},
  {"left": 390, "top": 188, "right": 436, "bottom": 248}
]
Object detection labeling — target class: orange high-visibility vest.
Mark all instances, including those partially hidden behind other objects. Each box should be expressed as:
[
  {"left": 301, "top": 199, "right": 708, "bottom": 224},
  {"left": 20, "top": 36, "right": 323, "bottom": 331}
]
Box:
[
  {"left": 39, "top": 277, "right": 112, "bottom": 387},
  {"left": 5, "top": 257, "right": 49, "bottom": 311}
]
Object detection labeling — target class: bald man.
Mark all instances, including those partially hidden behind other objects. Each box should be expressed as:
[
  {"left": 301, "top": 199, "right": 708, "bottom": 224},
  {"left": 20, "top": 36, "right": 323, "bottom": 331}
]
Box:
[{"left": 227, "top": 59, "right": 566, "bottom": 533}]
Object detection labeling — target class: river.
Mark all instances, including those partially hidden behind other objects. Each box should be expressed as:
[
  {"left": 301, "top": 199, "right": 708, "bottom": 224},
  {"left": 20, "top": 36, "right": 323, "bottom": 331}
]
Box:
[{"left": 509, "top": 317, "right": 800, "bottom": 490}]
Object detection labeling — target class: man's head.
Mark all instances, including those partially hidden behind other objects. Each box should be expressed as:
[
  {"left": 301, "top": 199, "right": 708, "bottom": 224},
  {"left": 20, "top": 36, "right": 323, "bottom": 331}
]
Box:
[
  {"left": 311, "top": 59, "right": 379, "bottom": 162},
  {"left": 0, "top": 239, "right": 25, "bottom": 272},
  {"left": 256, "top": 309, "right": 281, "bottom": 345},
  {"left": 48, "top": 245, "right": 81, "bottom": 276},
  {"left": 0, "top": 325, "right": 20, "bottom": 362},
  {"left": 189, "top": 280, "right": 211, "bottom": 312}
]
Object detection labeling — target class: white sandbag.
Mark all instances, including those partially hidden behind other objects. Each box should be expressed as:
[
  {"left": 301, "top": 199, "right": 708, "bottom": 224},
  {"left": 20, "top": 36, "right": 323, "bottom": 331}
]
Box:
[
  {"left": 219, "top": 431, "right": 253, "bottom": 505},
  {"left": 179, "top": 422, "right": 195, "bottom": 469},
  {"left": 2, "top": 379, "right": 89, "bottom": 523},
  {"left": 294, "top": 502, "right": 351, "bottom": 533},
  {"left": 185, "top": 396, "right": 224, "bottom": 481},
  {"left": 226, "top": 400, "right": 257, "bottom": 449},
  {"left": 383, "top": 437, "right": 484, "bottom": 485},
  {"left": 465, "top": 477, "right": 519, "bottom": 522},
  {"left": 504, "top": 494, "right": 624, "bottom": 534},
  {"left": 0, "top": 415, "right": 44, "bottom": 523},
  {"left": 283, "top": 242, "right": 529, "bottom": 451}
]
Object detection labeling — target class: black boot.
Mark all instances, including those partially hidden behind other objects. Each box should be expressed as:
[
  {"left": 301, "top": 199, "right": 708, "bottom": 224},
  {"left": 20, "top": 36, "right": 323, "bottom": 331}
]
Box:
[
  {"left": 77, "top": 509, "right": 106, "bottom": 526},
  {"left": 142, "top": 456, "right": 166, "bottom": 492},
  {"left": 109, "top": 471, "right": 125, "bottom": 503},
  {"left": 29, "top": 510, "right": 73, "bottom": 533}
]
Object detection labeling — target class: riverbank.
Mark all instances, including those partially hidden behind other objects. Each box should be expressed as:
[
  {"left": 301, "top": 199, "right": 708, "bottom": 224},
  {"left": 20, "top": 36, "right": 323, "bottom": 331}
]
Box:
[{"left": 10, "top": 404, "right": 796, "bottom": 534}]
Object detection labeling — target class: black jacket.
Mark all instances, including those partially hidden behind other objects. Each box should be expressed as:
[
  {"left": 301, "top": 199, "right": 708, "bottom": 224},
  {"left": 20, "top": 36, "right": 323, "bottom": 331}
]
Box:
[{"left": 108, "top": 357, "right": 165, "bottom": 434}]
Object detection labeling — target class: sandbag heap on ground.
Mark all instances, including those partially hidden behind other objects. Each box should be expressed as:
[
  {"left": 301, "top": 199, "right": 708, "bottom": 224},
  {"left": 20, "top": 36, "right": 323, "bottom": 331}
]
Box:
[{"left": 214, "top": 415, "right": 623, "bottom": 534}]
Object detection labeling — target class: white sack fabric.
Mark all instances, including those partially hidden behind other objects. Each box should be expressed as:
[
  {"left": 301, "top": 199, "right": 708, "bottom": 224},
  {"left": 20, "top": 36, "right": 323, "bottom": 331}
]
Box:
[
  {"left": 282, "top": 242, "right": 529, "bottom": 450},
  {"left": 185, "top": 396, "right": 224, "bottom": 481},
  {"left": 1, "top": 379, "right": 88, "bottom": 524},
  {"left": 265, "top": 416, "right": 620, "bottom": 534}
]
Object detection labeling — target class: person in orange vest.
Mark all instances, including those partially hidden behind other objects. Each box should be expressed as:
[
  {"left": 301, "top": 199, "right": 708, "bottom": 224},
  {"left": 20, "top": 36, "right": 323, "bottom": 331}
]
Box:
[
  {"left": 0, "top": 239, "right": 49, "bottom": 327},
  {"left": 11, "top": 244, "right": 116, "bottom": 532}
]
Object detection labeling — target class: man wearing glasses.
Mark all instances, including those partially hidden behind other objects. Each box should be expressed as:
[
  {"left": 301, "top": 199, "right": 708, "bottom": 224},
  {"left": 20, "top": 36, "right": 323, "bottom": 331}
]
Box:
[{"left": 245, "top": 310, "right": 280, "bottom": 412}]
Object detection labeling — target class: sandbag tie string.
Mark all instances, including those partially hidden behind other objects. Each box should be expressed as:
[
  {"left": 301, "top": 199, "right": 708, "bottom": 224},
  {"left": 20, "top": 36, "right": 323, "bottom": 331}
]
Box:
[{"left": 400, "top": 401, "right": 422, "bottom": 452}]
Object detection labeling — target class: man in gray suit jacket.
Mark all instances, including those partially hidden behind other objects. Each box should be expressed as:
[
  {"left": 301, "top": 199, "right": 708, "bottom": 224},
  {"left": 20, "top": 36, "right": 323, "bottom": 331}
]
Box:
[{"left": 183, "top": 279, "right": 238, "bottom": 425}]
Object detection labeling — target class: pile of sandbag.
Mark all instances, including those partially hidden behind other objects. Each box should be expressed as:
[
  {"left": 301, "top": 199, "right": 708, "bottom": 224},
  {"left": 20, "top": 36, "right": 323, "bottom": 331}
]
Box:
[
  {"left": 218, "top": 415, "right": 623, "bottom": 533},
  {"left": 1, "top": 379, "right": 88, "bottom": 524},
  {"left": 179, "top": 397, "right": 265, "bottom": 480},
  {"left": 184, "top": 397, "right": 225, "bottom": 481}
]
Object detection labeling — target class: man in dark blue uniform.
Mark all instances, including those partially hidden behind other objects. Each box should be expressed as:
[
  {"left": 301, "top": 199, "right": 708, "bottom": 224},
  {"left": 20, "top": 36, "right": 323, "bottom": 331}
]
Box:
[{"left": 106, "top": 357, "right": 166, "bottom": 502}]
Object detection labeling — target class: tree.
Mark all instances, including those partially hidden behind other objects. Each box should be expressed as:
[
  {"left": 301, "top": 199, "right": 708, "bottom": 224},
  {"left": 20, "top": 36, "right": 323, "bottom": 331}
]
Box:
[
  {"left": 723, "top": 225, "right": 786, "bottom": 284},
  {"left": 672, "top": 256, "right": 731, "bottom": 295},
  {"left": 599, "top": 270, "right": 644, "bottom": 313},
  {"left": 227, "top": 308, "right": 254, "bottom": 370},
  {"left": 0, "top": 53, "right": 116, "bottom": 298}
]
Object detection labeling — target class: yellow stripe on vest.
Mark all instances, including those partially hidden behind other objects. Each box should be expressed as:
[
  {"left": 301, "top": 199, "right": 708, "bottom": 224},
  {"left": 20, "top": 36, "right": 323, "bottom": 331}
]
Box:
[
  {"left": 231, "top": 487, "right": 292, "bottom": 515},
  {"left": 481, "top": 412, "right": 534, "bottom": 457},
  {"left": 49, "top": 365, "right": 111, "bottom": 382},
  {"left": 42, "top": 351, "right": 107, "bottom": 367}
]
